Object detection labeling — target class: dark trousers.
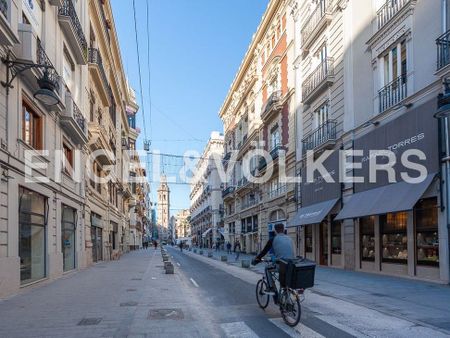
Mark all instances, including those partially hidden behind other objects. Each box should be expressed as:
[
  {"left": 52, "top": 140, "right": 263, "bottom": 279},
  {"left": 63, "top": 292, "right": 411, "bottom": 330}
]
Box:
[{"left": 265, "top": 263, "right": 277, "bottom": 291}]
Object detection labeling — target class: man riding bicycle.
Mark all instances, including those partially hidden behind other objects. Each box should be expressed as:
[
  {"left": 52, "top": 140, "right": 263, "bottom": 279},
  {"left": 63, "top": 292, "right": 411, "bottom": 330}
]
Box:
[{"left": 252, "top": 223, "right": 295, "bottom": 298}]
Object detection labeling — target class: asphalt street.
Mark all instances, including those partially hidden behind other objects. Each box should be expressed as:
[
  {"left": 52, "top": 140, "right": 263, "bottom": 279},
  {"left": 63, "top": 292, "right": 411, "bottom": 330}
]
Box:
[{"left": 167, "top": 247, "right": 354, "bottom": 338}]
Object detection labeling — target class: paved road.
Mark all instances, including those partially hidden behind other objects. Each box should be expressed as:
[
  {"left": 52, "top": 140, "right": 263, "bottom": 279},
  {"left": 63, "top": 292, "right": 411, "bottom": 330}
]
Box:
[
  {"left": 168, "top": 247, "right": 354, "bottom": 338},
  {"left": 1, "top": 247, "right": 448, "bottom": 338}
]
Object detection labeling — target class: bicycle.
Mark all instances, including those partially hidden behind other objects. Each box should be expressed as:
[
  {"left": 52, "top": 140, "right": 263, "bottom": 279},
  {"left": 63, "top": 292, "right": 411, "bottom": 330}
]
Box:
[{"left": 254, "top": 258, "right": 304, "bottom": 327}]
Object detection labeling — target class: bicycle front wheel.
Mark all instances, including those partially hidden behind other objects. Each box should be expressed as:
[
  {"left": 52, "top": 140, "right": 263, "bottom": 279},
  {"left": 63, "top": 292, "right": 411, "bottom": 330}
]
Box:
[
  {"left": 280, "top": 289, "right": 301, "bottom": 327},
  {"left": 255, "top": 279, "right": 270, "bottom": 309}
]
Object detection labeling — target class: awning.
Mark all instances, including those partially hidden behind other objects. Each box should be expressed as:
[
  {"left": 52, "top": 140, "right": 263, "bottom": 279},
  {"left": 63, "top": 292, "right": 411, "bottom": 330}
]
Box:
[
  {"left": 335, "top": 173, "right": 436, "bottom": 220},
  {"left": 218, "top": 228, "right": 225, "bottom": 237},
  {"left": 202, "top": 228, "right": 212, "bottom": 238},
  {"left": 288, "top": 198, "right": 339, "bottom": 227}
]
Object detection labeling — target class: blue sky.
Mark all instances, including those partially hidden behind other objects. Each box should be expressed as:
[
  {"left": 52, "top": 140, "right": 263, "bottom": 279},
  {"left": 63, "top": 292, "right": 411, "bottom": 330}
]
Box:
[{"left": 111, "top": 0, "right": 269, "bottom": 213}]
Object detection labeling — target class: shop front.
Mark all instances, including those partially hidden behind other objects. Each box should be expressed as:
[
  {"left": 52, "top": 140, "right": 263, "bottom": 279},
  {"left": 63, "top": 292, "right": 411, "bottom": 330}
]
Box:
[
  {"left": 289, "top": 151, "right": 342, "bottom": 267},
  {"left": 91, "top": 213, "right": 103, "bottom": 263},
  {"left": 336, "top": 99, "right": 446, "bottom": 281},
  {"left": 19, "top": 187, "right": 48, "bottom": 284},
  {"left": 61, "top": 205, "right": 77, "bottom": 272},
  {"left": 240, "top": 215, "right": 259, "bottom": 254}
]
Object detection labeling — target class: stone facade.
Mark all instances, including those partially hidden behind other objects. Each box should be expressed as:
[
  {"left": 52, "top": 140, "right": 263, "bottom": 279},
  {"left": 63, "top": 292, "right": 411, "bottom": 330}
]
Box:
[{"left": 0, "top": 0, "right": 147, "bottom": 299}]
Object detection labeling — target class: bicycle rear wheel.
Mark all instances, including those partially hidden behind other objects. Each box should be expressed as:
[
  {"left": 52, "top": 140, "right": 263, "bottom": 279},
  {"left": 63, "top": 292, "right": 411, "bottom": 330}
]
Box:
[
  {"left": 280, "top": 289, "right": 301, "bottom": 327},
  {"left": 255, "top": 279, "right": 270, "bottom": 309}
]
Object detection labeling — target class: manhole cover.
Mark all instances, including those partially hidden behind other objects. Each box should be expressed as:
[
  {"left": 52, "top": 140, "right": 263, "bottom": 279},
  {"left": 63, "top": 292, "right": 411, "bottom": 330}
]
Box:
[
  {"left": 131, "top": 278, "right": 142, "bottom": 281},
  {"left": 126, "top": 289, "right": 137, "bottom": 292},
  {"left": 120, "top": 302, "right": 138, "bottom": 307},
  {"left": 78, "top": 318, "right": 102, "bottom": 326},
  {"left": 148, "top": 308, "right": 184, "bottom": 320}
]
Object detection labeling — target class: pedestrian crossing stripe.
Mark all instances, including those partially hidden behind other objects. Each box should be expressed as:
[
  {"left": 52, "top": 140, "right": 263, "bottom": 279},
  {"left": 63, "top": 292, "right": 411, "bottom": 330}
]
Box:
[
  {"left": 269, "top": 318, "right": 325, "bottom": 338},
  {"left": 220, "top": 321, "right": 259, "bottom": 338}
]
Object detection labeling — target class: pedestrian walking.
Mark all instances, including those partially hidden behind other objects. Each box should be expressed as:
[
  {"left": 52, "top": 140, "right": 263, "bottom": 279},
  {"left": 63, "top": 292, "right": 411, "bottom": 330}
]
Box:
[
  {"left": 226, "top": 241, "right": 232, "bottom": 254},
  {"left": 235, "top": 241, "right": 241, "bottom": 261},
  {"left": 153, "top": 240, "right": 158, "bottom": 250},
  {"left": 179, "top": 241, "right": 183, "bottom": 252}
]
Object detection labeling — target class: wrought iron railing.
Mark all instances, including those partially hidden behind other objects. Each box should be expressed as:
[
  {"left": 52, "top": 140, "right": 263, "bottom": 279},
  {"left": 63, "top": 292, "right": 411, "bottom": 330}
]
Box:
[
  {"left": 59, "top": 0, "right": 88, "bottom": 59},
  {"left": 88, "top": 48, "right": 109, "bottom": 88},
  {"left": 270, "top": 144, "right": 283, "bottom": 161},
  {"left": 377, "top": 0, "right": 408, "bottom": 30},
  {"left": 37, "top": 40, "right": 60, "bottom": 92},
  {"left": 261, "top": 90, "right": 282, "bottom": 117},
  {"left": 268, "top": 185, "right": 287, "bottom": 199},
  {"left": 302, "top": 120, "right": 337, "bottom": 152},
  {"left": 437, "top": 30, "right": 450, "bottom": 70},
  {"left": 301, "top": 0, "right": 332, "bottom": 45},
  {"left": 73, "top": 100, "right": 86, "bottom": 134},
  {"left": 222, "top": 185, "right": 235, "bottom": 198},
  {"left": 302, "top": 57, "right": 334, "bottom": 100},
  {"left": 378, "top": 74, "right": 407, "bottom": 112},
  {"left": 0, "top": 0, "right": 7, "bottom": 18},
  {"left": 241, "top": 197, "right": 259, "bottom": 210},
  {"left": 258, "top": 157, "right": 267, "bottom": 171}
]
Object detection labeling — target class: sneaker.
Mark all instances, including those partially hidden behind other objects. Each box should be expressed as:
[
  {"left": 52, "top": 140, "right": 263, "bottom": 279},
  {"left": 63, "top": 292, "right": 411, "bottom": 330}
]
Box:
[{"left": 264, "top": 288, "right": 276, "bottom": 296}]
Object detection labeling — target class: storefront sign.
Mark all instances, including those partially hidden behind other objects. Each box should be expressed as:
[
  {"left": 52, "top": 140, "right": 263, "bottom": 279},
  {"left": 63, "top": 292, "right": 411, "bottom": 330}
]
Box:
[
  {"left": 301, "top": 150, "right": 341, "bottom": 206},
  {"left": 353, "top": 99, "right": 439, "bottom": 193}
]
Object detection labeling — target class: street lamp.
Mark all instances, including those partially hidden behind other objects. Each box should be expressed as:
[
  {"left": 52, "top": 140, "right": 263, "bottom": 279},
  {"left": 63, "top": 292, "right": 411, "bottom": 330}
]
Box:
[{"left": 1, "top": 53, "right": 60, "bottom": 106}]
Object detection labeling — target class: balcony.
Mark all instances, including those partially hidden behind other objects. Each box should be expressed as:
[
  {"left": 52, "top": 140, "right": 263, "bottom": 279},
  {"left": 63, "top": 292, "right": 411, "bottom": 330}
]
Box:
[
  {"left": 301, "top": 0, "right": 333, "bottom": 52},
  {"left": 302, "top": 120, "right": 337, "bottom": 153},
  {"left": 241, "top": 196, "right": 259, "bottom": 211},
  {"left": 302, "top": 58, "right": 335, "bottom": 104},
  {"left": 0, "top": 0, "right": 19, "bottom": 46},
  {"left": 377, "top": 0, "right": 409, "bottom": 30},
  {"left": 88, "top": 48, "right": 111, "bottom": 106},
  {"left": 378, "top": 74, "right": 407, "bottom": 112},
  {"left": 261, "top": 90, "right": 282, "bottom": 121},
  {"left": 437, "top": 30, "right": 450, "bottom": 71},
  {"left": 222, "top": 185, "right": 235, "bottom": 199},
  {"left": 60, "top": 92, "right": 88, "bottom": 145},
  {"left": 58, "top": 0, "right": 88, "bottom": 64},
  {"left": 268, "top": 184, "right": 287, "bottom": 200},
  {"left": 270, "top": 144, "right": 284, "bottom": 161}
]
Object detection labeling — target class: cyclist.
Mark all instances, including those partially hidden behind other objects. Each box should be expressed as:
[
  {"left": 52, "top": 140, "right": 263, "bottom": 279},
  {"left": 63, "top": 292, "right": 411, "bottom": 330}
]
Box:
[{"left": 252, "top": 223, "right": 295, "bottom": 298}]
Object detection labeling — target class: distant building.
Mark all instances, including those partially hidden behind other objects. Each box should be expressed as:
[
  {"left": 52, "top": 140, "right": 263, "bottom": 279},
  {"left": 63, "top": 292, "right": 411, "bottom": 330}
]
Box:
[{"left": 190, "top": 132, "right": 224, "bottom": 248}]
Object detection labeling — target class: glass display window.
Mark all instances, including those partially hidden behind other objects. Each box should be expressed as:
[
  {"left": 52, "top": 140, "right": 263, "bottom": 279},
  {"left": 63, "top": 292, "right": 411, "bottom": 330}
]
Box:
[
  {"left": 360, "top": 216, "right": 375, "bottom": 262},
  {"left": 415, "top": 198, "right": 439, "bottom": 267},
  {"left": 380, "top": 212, "right": 408, "bottom": 264},
  {"left": 19, "top": 187, "right": 47, "bottom": 284}
]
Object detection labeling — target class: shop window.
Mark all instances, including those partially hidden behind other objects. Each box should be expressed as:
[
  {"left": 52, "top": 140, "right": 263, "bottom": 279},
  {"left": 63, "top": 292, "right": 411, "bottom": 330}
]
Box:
[
  {"left": 415, "top": 198, "right": 439, "bottom": 267},
  {"left": 305, "top": 225, "right": 313, "bottom": 253},
  {"left": 62, "top": 205, "right": 76, "bottom": 272},
  {"left": 380, "top": 212, "right": 408, "bottom": 264},
  {"left": 19, "top": 187, "right": 47, "bottom": 284},
  {"left": 331, "top": 219, "right": 341, "bottom": 255},
  {"left": 22, "top": 100, "right": 43, "bottom": 150},
  {"left": 360, "top": 216, "right": 375, "bottom": 262}
]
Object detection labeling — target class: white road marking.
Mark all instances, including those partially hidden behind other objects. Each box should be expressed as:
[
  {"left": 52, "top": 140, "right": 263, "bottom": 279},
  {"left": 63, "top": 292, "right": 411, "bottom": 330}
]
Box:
[
  {"left": 190, "top": 278, "right": 199, "bottom": 288},
  {"left": 176, "top": 262, "right": 181, "bottom": 266},
  {"left": 220, "top": 322, "right": 259, "bottom": 338},
  {"left": 151, "top": 277, "right": 156, "bottom": 280},
  {"left": 269, "top": 318, "right": 325, "bottom": 338}
]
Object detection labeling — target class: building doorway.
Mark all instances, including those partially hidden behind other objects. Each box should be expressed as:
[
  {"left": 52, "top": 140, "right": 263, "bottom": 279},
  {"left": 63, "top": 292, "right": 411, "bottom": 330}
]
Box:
[{"left": 319, "top": 221, "right": 328, "bottom": 265}]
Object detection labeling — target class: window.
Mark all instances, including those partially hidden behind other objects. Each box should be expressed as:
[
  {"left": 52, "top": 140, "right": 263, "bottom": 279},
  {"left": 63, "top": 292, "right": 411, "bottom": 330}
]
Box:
[
  {"left": 130, "top": 172, "right": 137, "bottom": 194},
  {"left": 253, "top": 215, "right": 258, "bottom": 231},
  {"left": 380, "top": 212, "right": 408, "bottom": 264},
  {"left": 270, "top": 125, "right": 281, "bottom": 150},
  {"left": 22, "top": 101, "right": 42, "bottom": 149},
  {"left": 91, "top": 162, "right": 102, "bottom": 194},
  {"left": 128, "top": 114, "right": 136, "bottom": 129},
  {"left": 305, "top": 225, "right": 313, "bottom": 253},
  {"left": 314, "top": 102, "right": 329, "bottom": 129},
  {"left": 19, "top": 187, "right": 47, "bottom": 284},
  {"left": 331, "top": 219, "right": 341, "bottom": 255},
  {"left": 360, "top": 216, "right": 375, "bottom": 262},
  {"left": 63, "top": 143, "right": 74, "bottom": 176},
  {"left": 382, "top": 40, "right": 407, "bottom": 86},
  {"left": 415, "top": 198, "right": 439, "bottom": 267},
  {"left": 63, "top": 47, "right": 75, "bottom": 93},
  {"left": 62, "top": 205, "right": 76, "bottom": 272}
]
